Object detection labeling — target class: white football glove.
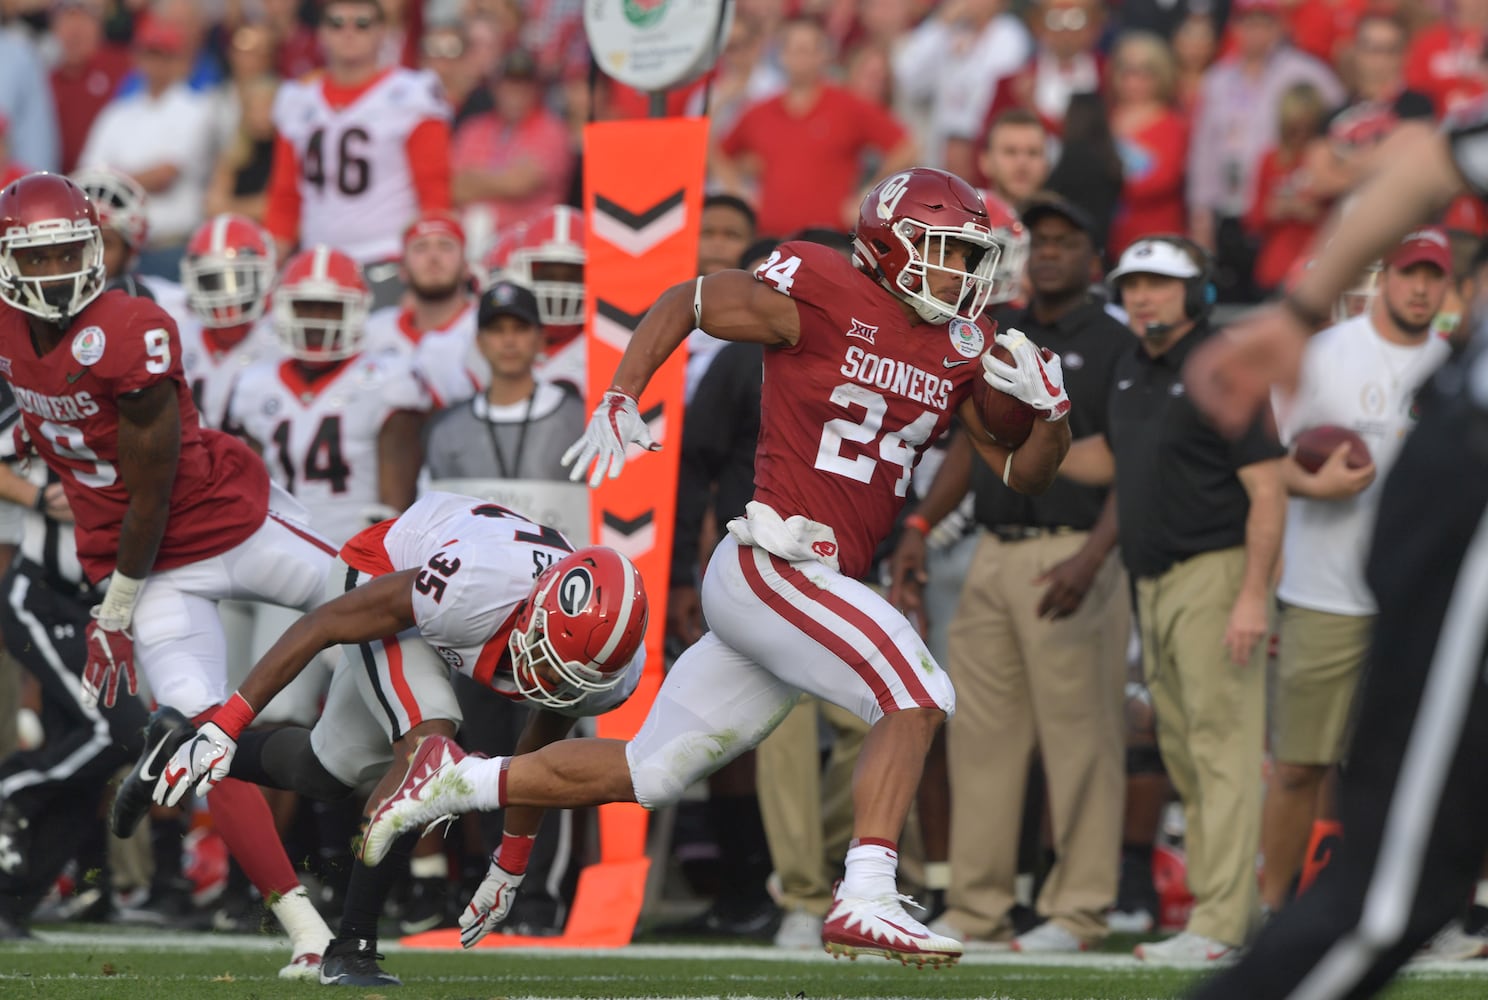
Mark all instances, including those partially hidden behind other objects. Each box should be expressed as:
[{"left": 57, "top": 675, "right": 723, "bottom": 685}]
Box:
[
  {"left": 981, "top": 330, "right": 1071, "bottom": 422},
  {"left": 561, "top": 388, "right": 660, "bottom": 488},
  {"left": 153, "top": 721, "right": 236, "bottom": 807},
  {"left": 459, "top": 857, "right": 526, "bottom": 948}
]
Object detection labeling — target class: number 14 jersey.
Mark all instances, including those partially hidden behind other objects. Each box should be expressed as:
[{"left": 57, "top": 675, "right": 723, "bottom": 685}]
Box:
[{"left": 749, "top": 241, "right": 987, "bottom": 579}]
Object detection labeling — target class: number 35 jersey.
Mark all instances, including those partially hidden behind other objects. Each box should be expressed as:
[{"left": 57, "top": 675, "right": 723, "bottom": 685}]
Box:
[
  {"left": 746, "top": 241, "right": 985, "bottom": 579},
  {"left": 231, "top": 352, "right": 430, "bottom": 545},
  {"left": 0, "top": 291, "right": 269, "bottom": 581},
  {"left": 339, "top": 491, "right": 643, "bottom": 718}
]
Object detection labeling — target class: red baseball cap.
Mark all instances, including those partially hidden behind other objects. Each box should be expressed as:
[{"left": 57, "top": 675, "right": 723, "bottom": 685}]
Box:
[
  {"left": 1443, "top": 194, "right": 1488, "bottom": 238},
  {"left": 403, "top": 210, "right": 465, "bottom": 250},
  {"left": 1386, "top": 227, "right": 1452, "bottom": 273},
  {"left": 134, "top": 14, "right": 188, "bottom": 54}
]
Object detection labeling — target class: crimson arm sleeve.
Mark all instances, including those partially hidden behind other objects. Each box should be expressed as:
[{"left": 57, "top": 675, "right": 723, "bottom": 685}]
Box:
[
  {"left": 407, "top": 118, "right": 452, "bottom": 213},
  {"left": 263, "top": 134, "right": 302, "bottom": 247}
]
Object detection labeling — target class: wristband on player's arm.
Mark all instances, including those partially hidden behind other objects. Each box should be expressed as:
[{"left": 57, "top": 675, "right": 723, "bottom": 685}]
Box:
[
  {"left": 213, "top": 692, "right": 259, "bottom": 741},
  {"left": 495, "top": 830, "right": 536, "bottom": 874},
  {"left": 903, "top": 513, "right": 932, "bottom": 537},
  {"left": 97, "top": 571, "right": 145, "bottom": 629}
]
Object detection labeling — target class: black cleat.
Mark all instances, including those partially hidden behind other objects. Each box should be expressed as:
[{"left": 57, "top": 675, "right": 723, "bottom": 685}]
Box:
[
  {"left": 0, "top": 799, "right": 31, "bottom": 877},
  {"left": 318, "top": 937, "right": 401, "bottom": 986},
  {"left": 110, "top": 707, "right": 194, "bottom": 837}
]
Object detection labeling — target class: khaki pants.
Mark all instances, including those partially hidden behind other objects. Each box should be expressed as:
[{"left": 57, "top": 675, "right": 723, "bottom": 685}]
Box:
[
  {"left": 1273, "top": 604, "right": 1373, "bottom": 765},
  {"left": 755, "top": 695, "right": 867, "bottom": 916},
  {"left": 1136, "top": 547, "right": 1267, "bottom": 947},
  {"left": 942, "top": 530, "right": 1130, "bottom": 942}
]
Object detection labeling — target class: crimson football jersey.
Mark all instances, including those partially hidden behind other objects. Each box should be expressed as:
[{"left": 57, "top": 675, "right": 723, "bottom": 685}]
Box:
[
  {"left": 749, "top": 241, "right": 986, "bottom": 578},
  {"left": 0, "top": 291, "right": 269, "bottom": 581}
]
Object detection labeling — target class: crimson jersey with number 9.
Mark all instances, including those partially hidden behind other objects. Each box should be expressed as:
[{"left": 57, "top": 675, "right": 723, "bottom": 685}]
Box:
[
  {"left": 750, "top": 241, "right": 987, "bottom": 579},
  {"left": 0, "top": 290, "right": 269, "bottom": 581}
]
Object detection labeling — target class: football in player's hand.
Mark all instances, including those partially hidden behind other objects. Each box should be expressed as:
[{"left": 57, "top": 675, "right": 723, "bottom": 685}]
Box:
[
  {"left": 1292, "top": 425, "right": 1371, "bottom": 474},
  {"left": 973, "top": 345, "right": 1037, "bottom": 448}
]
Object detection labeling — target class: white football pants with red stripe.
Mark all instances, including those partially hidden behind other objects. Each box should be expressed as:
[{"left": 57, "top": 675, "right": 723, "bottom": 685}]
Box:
[{"left": 627, "top": 535, "right": 955, "bottom": 808}]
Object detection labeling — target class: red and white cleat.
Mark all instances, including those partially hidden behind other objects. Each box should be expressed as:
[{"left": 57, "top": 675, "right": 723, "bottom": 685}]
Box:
[
  {"left": 362, "top": 735, "right": 472, "bottom": 866},
  {"left": 821, "top": 885, "right": 963, "bottom": 969},
  {"left": 278, "top": 951, "right": 323, "bottom": 980}
]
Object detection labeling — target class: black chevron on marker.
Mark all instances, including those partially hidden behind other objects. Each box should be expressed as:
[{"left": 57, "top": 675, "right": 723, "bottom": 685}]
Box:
[
  {"left": 597, "top": 300, "right": 647, "bottom": 330},
  {"left": 594, "top": 191, "right": 686, "bottom": 231},
  {"left": 603, "top": 511, "right": 655, "bottom": 536}
]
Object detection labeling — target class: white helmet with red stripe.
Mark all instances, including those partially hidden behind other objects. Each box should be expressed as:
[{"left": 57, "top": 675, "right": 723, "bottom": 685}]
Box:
[
  {"left": 71, "top": 166, "right": 149, "bottom": 251},
  {"left": 509, "top": 546, "right": 648, "bottom": 709},
  {"left": 181, "top": 213, "right": 277, "bottom": 328},
  {"left": 977, "top": 188, "right": 1029, "bottom": 305},
  {"left": 506, "top": 205, "right": 586, "bottom": 327},
  {"left": 272, "top": 245, "right": 371, "bottom": 362},
  {"left": 480, "top": 223, "right": 528, "bottom": 287}
]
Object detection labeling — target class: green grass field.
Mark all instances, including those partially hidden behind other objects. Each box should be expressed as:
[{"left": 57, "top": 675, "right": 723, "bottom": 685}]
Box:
[{"left": 2, "top": 928, "right": 1486, "bottom": 999}]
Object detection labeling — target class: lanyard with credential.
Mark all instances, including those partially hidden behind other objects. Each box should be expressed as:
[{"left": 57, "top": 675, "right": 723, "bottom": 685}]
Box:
[{"left": 483, "top": 389, "right": 537, "bottom": 479}]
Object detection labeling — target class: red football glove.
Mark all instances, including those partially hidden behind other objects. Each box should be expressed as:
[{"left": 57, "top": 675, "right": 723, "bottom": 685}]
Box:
[{"left": 83, "top": 612, "right": 136, "bottom": 708}]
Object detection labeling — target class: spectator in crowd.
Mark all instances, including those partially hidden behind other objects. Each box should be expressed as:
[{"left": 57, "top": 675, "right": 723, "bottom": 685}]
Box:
[
  {"left": 419, "top": 21, "right": 492, "bottom": 129},
  {"left": 261, "top": 0, "right": 322, "bottom": 80},
  {"left": 717, "top": 16, "right": 917, "bottom": 235},
  {"left": 1344, "top": 13, "right": 1433, "bottom": 118},
  {"left": 48, "top": 0, "right": 130, "bottom": 175},
  {"left": 264, "top": 0, "right": 452, "bottom": 307},
  {"left": 451, "top": 49, "right": 573, "bottom": 235},
  {"left": 893, "top": 194, "right": 1130, "bottom": 953},
  {"left": 843, "top": 39, "right": 894, "bottom": 108},
  {"left": 1260, "top": 229, "right": 1452, "bottom": 920},
  {"left": 0, "top": 116, "right": 27, "bottom": 189},
  {"left": 207, "top": 24, "right": 276, "bottom": 156},
  {"left": 1046, "top": 93, "right": 1124, "bottom": 254},
  {"left": 1172, "top": 13, "right": 1218, "bottom": 114},
  {"left": 1245, "top": 83, "right": 1333, "bottom": 295},
  {"left": 78, "top": 13, "right": 216, "bottom": 278},
  {"left": 978, "top": 109, "right": 1051, "bottom": 209},
  {"left": 1085, "top": 236, "right": 1286, "bottom": 962},
  {"left": 365, "top": 210, "right": 476, "bottom": 364},
  {"left": 973, "top": 0, "right": 1104, "bottom": 172},
  {"left": 1187, "top": 0, "right": 1343, "bottom": 303},
  {"left": 0, "top": 16, "right": 59, "bottom": 174},
  {"left": 685, "top": 14, "right": 784, "bottom": 147},
  {"left": 684, "top": 194, "right": 759, "bottom": 404},
  {"left": 205, "top": 74, "right": 279, "bottom": 223},
  {"left": 1108, "top": 31, "right": 1190, "bottom": 260},
  {"left": 893, "top": 0, "right": 1030, "bottom": 174},
  {"left": 1405, "top": 0, "right": 1488, "bottom": 115}
]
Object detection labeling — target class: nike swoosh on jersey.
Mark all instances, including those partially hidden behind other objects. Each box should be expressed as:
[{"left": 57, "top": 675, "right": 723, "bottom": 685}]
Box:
[
  {"left": 941, "top": 357, "right": 972, "bottom": 369},
  {"left": 66, "top": 370, "right": 85, "bottom": 384}
]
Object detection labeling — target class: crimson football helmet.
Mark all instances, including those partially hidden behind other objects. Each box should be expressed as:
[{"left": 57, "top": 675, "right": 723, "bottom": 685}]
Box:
[
  {"left": 506, "top": 206, "right": 585, "bottom": 327},
  {"left": 181, "top": 214, "right": 277, "bottom": 329},
  {"left": 509, "top": 546, "right": 648, "bottom": 709},
  {"left": 271, "top": 245, "right": 370, "bottom": 362},
  {"left": 853, "top": 168, "right": 999, "bottom": 324},
  {"left": 71, "top": 166, "right": 149, "bottom": 251},
  {"left": 0, "top": 172, "right": 107, "bottom": 323},
  {"left": 978, "top": 188, "right": 1030, "bottom": 305}
]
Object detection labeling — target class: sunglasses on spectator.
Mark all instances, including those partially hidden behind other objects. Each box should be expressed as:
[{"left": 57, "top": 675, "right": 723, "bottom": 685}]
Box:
[
  {"left": 422, "top": 35, "right": 464, "bottom": 59},
  {"left": 324, "top": 13, "right": 377, "bottom": 31},
  {"left": 1044, "top": 8, "right": 1088, "bottom": 32}
]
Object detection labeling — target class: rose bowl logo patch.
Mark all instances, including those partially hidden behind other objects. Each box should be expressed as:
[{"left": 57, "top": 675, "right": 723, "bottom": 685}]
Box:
[
  {"left": 948, "top": 318, "right": 984, "bottom": 358},
  {"left": 72, "top": 326, "right": 105, "bottom": 366}
]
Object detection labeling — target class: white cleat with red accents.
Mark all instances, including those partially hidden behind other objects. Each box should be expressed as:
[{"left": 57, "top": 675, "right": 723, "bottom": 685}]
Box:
[
  {"left": 821, "top": 884, "right": 963, "bottom": 968},
  {"left": 362, "top": 735, "right": 475, "bottom": 866}
]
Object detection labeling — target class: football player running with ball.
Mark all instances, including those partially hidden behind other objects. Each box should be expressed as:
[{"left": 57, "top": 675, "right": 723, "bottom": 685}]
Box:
[{"left": 360, "top": 167, "right": 1072, "bottom": 968}]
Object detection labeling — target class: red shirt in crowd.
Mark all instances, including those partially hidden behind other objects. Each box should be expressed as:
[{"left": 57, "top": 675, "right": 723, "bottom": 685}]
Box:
[
  {"left": 1406, "top": 22, "right": 1488, "bottom": 115},
  {"left": 1245, "top": 147, "right": 1326, "bottom": 292},
  {"left": 49, "top": 44, "right": 133, "bottom": 174},
  {"left": 721, "top": 85, "right": 906, "bottom": 237},
  {"left": 1109, "top": 110, "right": 1189, "bottom": 260}
]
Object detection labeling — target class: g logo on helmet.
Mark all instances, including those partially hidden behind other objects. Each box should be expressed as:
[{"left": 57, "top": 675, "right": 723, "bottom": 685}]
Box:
[
  {"left": 557, "top": 567, "right": 594, "bottom": 616},
  {"left": 876, "top": 172, "right": 913, "bottom": 221}
]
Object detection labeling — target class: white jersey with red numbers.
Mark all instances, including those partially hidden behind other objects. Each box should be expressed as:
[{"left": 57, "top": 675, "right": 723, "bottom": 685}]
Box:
[
  {"left": 339, "top": 491, "right": 643, "bottom": 717},
  {"left": 230, "top": 353, "right": 430, "bottom": 545},
  {"left": 0, "top": 291, "right": 270, "bottom": 581},
  {"left": 737, "top": 241, "right": 985, "bottom": 580},
  {"left": 363, "top": 299, "right": 475, "bottom": 361},
  {"left": 272, "top": 68, "right": 450, "bottom": 263},
  {"left": 177, "top": 314, "right": 280, "bottom": 432}
]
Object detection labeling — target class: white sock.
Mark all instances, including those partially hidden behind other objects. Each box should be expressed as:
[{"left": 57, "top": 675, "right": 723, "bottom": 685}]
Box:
[
  {"left": 270, "top": 886, "right": 332, "bottom": 956},
  {"left": 840, "top": 839, "right": 899, "bottom": 900},
  {"left": 409, "top": 853, "right": 449, "bottom": 879},
  {"left": 464, "top": 754, "right": 510, "bottom": 811}
]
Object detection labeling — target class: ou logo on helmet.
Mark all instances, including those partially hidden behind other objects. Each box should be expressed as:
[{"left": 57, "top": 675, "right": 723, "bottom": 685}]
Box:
[
  {"left": 557, "top": 567, "right": 593, "bottom": 616},
  {"left": 876, "top": 172, "right": 913, "bottom": 221}
]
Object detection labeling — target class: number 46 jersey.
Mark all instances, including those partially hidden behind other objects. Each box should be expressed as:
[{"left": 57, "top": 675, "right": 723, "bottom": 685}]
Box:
[{"left": 748, "top": 241, "right": 987, "bottom": 580}]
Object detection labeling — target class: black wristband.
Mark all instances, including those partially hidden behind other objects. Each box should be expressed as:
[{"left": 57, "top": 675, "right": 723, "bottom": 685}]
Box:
[{"left": 1281, "top": 292, "right": 1330, "bottom": 331}]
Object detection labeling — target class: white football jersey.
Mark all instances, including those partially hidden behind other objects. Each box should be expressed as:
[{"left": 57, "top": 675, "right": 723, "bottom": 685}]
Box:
[
  {"left": 1274, "top": 314, "right": 1451, "bottom": 616},
  {"left": 178, "top": 315, "right": 281, "bottom": 431},
  {"left": 138, "top": 274, "right": 190, "bottom": 328},
  {"left": 272, "top": 68, "right": 451, "bottom": 263},
  {"left": 231, "top": 353, "right": 431, "bottom": 545},
  {"left": 536, "top": 334, "right": 585, "bottom": 398},
  {"left": 365, "top": 300, "right": 476, "bottom": 363},
  {"left": 341, "top": 490, "right": 642, "bottom": 717}
]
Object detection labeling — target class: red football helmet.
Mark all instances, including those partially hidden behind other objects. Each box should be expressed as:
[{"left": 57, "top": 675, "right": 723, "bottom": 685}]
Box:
[
  {"left": 181, "top": 213, "right": 277, "bottom": 329},
  {"left": 271, "top": 245, "right": 370, "bottom": 362},
  {"left": 853, "top": 168, "right": 999, "bottom": 324},
  {"left": 506, "top": 206, "right": 586, "bottom": 327},
  {"left": 71, "top": 166, "right": 149, "bottom": 251},
  {"left": 509, "top": 546, "right": 648, "bottom": 709},
  {"left": 978, "top": 188, "right": 1030, "bottom": 305},
  {"left": 0, "top": 172, "right": 107, "bottom": 323},
  {"left": 480, "top": 223, "right": 528, "bottom": 287}
]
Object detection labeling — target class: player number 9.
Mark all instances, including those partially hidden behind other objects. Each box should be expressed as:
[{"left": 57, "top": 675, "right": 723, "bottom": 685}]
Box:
[{"left": 144, "top": 329, "right": 171, "bottom": 375}]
